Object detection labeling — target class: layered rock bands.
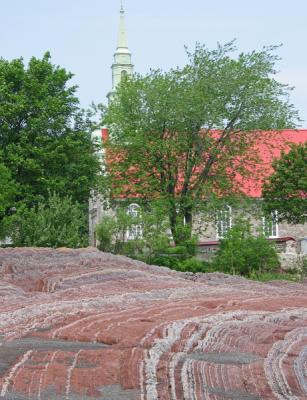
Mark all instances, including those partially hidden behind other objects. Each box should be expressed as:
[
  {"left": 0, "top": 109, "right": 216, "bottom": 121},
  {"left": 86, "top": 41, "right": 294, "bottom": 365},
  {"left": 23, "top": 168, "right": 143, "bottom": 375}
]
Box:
[{"left": 0, "top": 247, "right": 307, "bottom": 399}]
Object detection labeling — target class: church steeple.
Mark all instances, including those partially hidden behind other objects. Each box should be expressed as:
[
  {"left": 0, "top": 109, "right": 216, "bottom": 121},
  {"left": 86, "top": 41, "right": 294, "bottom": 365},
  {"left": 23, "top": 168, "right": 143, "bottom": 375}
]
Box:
[
  {"left": 108, "top": 1, "right": 134, "bottom": 101},
  {"left": 118, "top": 1, "right": 128, "bottom": 49}
]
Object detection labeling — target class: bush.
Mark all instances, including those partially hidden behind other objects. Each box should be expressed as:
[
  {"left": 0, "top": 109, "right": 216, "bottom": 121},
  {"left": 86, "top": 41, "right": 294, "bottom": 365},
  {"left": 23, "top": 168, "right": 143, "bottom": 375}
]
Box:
[
  {"left": 96, "top": 205, "right": 170, "bottom": 261},
  {"left": 211, "top": 219, "right": 279, "bottom": 276},
  {"left": 7, "top": 192, "right": 88, "bottom": 248},
  {"left": 95, "top": 204, "right": 200, "bottom": 269},
  {"left": 95, "top": 215, "right": 117, "bottom": 252},
  {"left": 177, "top": 257, "right": 205, "bottom": 273},
  {"left": 151, "top": 254, "right": 180, "bottom": 269}
]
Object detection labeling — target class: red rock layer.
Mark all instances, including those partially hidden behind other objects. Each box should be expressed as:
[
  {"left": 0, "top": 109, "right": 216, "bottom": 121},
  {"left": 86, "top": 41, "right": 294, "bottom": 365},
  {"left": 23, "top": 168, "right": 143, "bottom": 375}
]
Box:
[{"left": 0, "top": 247, "right": 307, "bottom": 399}]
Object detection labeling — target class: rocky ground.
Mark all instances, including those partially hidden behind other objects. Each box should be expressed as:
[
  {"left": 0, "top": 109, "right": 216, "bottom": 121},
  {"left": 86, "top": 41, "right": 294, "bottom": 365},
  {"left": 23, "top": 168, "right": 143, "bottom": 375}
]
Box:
[{"left": 0, "top": 247, "right": 306, "bottom": 399}]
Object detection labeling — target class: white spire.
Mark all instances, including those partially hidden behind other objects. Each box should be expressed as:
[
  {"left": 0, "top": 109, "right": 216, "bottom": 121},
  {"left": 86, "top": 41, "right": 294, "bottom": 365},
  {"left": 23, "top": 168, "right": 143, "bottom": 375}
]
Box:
[
  {"left": 117, "top": 1, "right": 128, "bottom": 49},
  {"left": 108, "top": 1, "right": 134, "bottom": 100}
]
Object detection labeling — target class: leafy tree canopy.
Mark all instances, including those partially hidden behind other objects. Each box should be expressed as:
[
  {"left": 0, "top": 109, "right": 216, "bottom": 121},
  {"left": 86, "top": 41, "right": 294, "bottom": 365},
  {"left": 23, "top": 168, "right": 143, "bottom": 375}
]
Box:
[
  {"left": 8, "top": 192, "right": 88, "bottom": 248},
  {"left": 0, "top": 159, "right": 16, "bottom": 216},
  {"left": 0, "top": 53, "right": 100, "bottom": 212},
  {"left": 103, "top": 42, "right": 299, "bottom": 244},
  {"left": 263, "top": 142, "right": 307, "bottom": 224}
]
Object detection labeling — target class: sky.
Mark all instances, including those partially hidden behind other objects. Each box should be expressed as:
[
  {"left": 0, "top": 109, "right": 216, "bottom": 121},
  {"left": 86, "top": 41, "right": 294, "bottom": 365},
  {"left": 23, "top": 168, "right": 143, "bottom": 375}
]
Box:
[{"left": 1, "top": 0, "right": 307, "bottom": 124}]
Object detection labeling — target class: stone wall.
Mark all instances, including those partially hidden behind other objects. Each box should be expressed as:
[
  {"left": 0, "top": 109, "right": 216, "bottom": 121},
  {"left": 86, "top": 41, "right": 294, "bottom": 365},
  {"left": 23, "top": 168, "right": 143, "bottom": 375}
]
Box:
[
  {"left": 194, "top": 206, "right": 307, "bottom": 249},
  {"left": 89, "top": 199, "right": 307, "bottom": 264}
]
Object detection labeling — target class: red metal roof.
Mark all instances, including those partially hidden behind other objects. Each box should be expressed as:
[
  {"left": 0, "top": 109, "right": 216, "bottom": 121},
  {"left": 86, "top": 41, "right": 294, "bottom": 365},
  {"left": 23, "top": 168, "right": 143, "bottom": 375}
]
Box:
[
  {"left": 101, "top": 128, "right": 307, "bottom": 199},
  {"left": 236, "top": 130, "right": 307, "bottom": 197}
]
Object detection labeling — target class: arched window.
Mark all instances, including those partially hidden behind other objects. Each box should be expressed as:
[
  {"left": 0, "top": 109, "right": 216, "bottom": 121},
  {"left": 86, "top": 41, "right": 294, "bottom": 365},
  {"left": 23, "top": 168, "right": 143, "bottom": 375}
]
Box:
[
  {"left": 127, "top": 203, "right": 140, "bottom": 218},
  {"left": 216, "top": 205, "right": 232, "bottom": 239},
  {"left": 121, "top": 70, "right": 128, "bottom": 79},
  {"left": 127, "top": 204, "right": 142, "bottom": 239}
]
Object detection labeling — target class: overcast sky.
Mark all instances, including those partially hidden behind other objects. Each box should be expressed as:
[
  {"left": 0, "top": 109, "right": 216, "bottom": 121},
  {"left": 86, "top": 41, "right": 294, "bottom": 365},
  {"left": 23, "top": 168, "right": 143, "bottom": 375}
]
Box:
[{"left": 2, "top": 0, "right": 307, "bottom": 123}]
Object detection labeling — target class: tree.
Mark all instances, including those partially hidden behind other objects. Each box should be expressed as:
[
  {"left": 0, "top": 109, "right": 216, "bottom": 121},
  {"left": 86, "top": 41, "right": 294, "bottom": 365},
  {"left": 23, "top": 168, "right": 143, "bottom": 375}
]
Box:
[
  {"left": 0, "top": 161, "right": 16, "bottom": 216},
  {"left": 95, "top": 202, "right": 170, "bottom": 259},
  {"left": 8, "top": 192, "right": 88, "bottom": 248},
  {"left": 263, "top": 142, "right": 307, "bottom": 224},
  {"left": 103, "top": 42, "right": 299, "bottom": 244},
  {"left": 0, "top": 53, "right": 100, "bottom": 218},
  {"left": 211, "top": 219, "right": 279, "bottom": 276}
]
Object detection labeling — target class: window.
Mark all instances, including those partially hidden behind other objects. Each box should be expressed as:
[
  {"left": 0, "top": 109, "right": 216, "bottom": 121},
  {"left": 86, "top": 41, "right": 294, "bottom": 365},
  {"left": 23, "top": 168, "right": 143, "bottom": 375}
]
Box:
[
  {"left": 127, "top": 203, "right": 139, "bottom": 218},
  {"left": 216, "top": 205, "right": 232, "bottom": 239},
  {"left": 127, "top": 224, "right": 143, "bottom": 240},
  {"left": 263, "top": 211, "right": 279, "bottom": 238},
  {"left": 121, "top": 70, "right": 128, "bottom": 78},
  {"left": 127, "top": 204, "right": 142, "bottom": 239}
]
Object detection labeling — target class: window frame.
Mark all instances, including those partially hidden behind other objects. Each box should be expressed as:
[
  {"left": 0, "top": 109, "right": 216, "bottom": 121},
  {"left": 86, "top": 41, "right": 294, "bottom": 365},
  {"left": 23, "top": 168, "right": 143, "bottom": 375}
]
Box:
[
  {"left": 126, "top": 203, "right": 143, "bottom": 240},
  {"left": 262, "top": 210, "right": 279, "bottom": 238},
  {"left": 216, "top": 205, "right": 232, "bottom": 239}
]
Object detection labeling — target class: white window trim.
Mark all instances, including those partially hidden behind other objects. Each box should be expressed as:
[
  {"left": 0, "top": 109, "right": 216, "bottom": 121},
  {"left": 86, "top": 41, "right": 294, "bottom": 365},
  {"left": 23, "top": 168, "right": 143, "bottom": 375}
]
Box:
[
  {"left": 127, "top": 203, "right": 140, "bottom": 218},
  {"left": 216, "top": 205, "right": 232, "bottom": 239},
  {"left": 126, "top": 203, "right": 143, "bottom": 240},
  {"left": 262, "top": 210, "right": 279, "bottom": 238}
]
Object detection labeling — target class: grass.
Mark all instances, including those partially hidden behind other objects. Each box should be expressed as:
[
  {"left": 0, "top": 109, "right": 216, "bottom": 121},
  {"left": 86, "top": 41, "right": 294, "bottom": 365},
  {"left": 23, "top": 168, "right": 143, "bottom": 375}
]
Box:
[
  {"left": 164, "top": 258, "right": 304, "bottom": 283},
  {"left": 248, "top": 270, "right": 300, "bottom": 282}
]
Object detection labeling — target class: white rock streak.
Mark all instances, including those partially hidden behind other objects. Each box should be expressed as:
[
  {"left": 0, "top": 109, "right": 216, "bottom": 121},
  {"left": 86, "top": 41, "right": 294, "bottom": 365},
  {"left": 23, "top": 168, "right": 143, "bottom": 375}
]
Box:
[
  {"left": 140, "top": 309, "right": 307, "bottom": 399},
  {"left": 38, "top": 351, "right": 59, "bottom": 399},
  {"left": 294, "top": 346, "right": 307, "bottom": 394},
  {"left": 0, "top": 350, "right": 33, "bottom": 397},
  {"left": 65, "top": 350, "right": 82, "bottom": 400},
  {"left": 265, "top": 327, "right": 307, "bottom": 400},
  {"left": 142, "top": 321, "right": 187, "bottom": 399},
  {"left": 1, "top": 248, "right": 307, "bottom": 399}
]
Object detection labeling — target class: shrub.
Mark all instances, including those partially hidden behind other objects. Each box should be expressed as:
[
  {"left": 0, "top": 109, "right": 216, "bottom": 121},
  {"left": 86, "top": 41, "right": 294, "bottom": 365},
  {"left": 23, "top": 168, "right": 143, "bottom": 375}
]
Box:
[
  {"left": 8, "top": 192, "right": 88, "bottom": 248},
  {"left": 149, "top": 235, "right": 199, "bottom": 269},
  {"left": 177, "top": 257, "right": 205, "bottom": 273},
  {"left": 211, "top": 219, "right": 279, "bottom": 276},
  {"left": 151, "top": 254, "right": 180, "bottom": 269},
  {"left": 96, "top": 205, "right": 170, "bottom": 261},
  {"left": 95, "top": 215, "right": 117, "bottom": 252},
  {"left": 95, "top": 204, "right": 199, "bottom": 269}
]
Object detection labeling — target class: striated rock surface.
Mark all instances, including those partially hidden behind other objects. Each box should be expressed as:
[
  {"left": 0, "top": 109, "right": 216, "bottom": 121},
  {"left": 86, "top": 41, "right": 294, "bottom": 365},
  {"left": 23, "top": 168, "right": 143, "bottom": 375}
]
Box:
[{"left": 0, "top": 247, "right": 307, "bottom": 399}]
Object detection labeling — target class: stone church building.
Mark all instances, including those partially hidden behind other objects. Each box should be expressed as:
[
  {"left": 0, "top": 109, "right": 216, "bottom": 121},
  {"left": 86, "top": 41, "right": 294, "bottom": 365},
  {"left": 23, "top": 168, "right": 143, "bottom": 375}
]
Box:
[{"left": 89, "top": 4, "right": 307, "bottom": 263}]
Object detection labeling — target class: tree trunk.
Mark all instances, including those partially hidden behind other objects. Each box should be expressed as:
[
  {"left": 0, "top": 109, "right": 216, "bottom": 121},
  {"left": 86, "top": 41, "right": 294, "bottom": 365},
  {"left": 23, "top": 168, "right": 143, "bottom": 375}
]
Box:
[{"left": 169, "top": 204, "right": 193, "bottom": 246}]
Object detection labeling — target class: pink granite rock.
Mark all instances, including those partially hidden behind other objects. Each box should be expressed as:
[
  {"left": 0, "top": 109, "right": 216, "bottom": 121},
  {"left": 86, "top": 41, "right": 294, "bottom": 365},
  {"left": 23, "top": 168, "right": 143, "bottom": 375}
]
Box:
[{"left": 0, "top": 247, "right": 307, "bottom": 399}]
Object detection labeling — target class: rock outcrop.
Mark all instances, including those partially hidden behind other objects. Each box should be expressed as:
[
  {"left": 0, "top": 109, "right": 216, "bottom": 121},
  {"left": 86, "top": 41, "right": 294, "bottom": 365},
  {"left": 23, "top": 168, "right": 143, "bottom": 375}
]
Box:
[{"left": 0, "top": 247, "right": 307, "bottom": 399}]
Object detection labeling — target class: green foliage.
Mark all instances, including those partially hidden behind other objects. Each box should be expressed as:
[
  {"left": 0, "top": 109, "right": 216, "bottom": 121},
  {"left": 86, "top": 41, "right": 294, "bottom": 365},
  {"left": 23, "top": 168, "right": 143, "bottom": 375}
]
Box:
[
  {"left": 176, "top": 257, "right": 205, "bottom": 273},
  {"left": 211, "top": 219, "right": 279, "bottom": 276},
  {"left": 7, "top": 192, "right": 88, "bottom": 248},
  {"left": 95, "top": 215, "right": 117, "bottom": 253},
  {"left": 0, "top": 53, "right": 100, "bottom": 237},
  {"left": 95, "top": 203, "right": 201, "bottom": 269},
  {"left": 103, "top": 42, "right": 299, "bottom": 244},
  {"left": 249, "top": 257, "right": 306, "bottom": 282},
  {"left": 151, "top": 233, "right": 199, "bottom": 270},
  {"left": 96, "top": 203, "right": 170, "bottom": 260},
  {"left": 0, "top": 160, "right": 17, "bottom": 238},
  {"left": 301, "top": 257, "right": 307, "bottom": 279},
  {"left": 263, "top": 142, "right": 307, "bottom": 224},
  {"left": 249, "top": 270, "right": 299, "bottom": 282},
  {"left": 0, "top": 161, "right": 16, "bottom": 216}
]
